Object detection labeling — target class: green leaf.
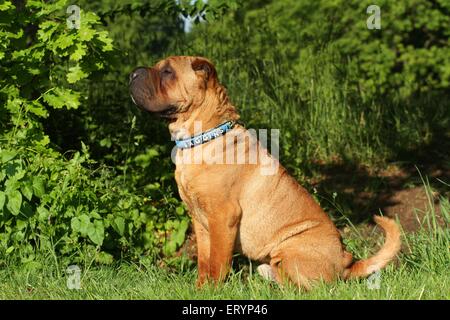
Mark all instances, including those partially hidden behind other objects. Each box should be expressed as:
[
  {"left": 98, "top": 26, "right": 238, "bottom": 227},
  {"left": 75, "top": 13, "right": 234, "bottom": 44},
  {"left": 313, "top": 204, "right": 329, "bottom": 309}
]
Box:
[
  {"left": 21, "top": 181, "right": 33, "bottom": 201},
  {"left": 163, "top": 241, "right": 176, "bottom": 256},
  {"left": 43, "top": 88, "right": 80, "bottom": 109},
  {"left": 90, "top": 209, "right": 101, "bottom": 220},
  {"left": 0, "top": 191, "right": 5, "bottom": 211},
  {"left": 99, "top": 137, "right": 112, "bottom": 148},
  {"left": 67, "top": 65, "right": 88, "bottom": 83},
  {"left": 16, "top": 219, "right": 27, "bottom": 230},
  {"left": 96, "top": 31, "right": 113, "bottom": 52},
  {"left": 43, "top": 91, "right": 64, "bottom": 108},
  {"left": 6, "top": 190, "right": 22, "bottom": 215},
  {"left": 0, "top": 150, "right": 17, "bottom": 163},
  {"left": 4, "top": 175, "right": 20, "bottom": 190},
  {"left": 54, "top": 34, "right": 74, "bottom": 50},
  {"left": 81, "top": 11, "right": 101, "bottom": 25},
  {"left": 175, "top": 206, "right": 185, "bottom": 216},
  {"left": 32, "top": 176, "right": 46, "bottom": 198},
  {"left": 173, "top": 219, "right": 189, "bottom": 245},
  {"left": 70, "top": 216, "right": 80, "bottom": 232},
  {"left": 163, "top": 219, "right": 189, "bottom": 255},
  {"left": 0, "top": 1, "right": 13, "bottom": 11},
  {"left": 26, "top": 101, "right": 48, "bottom": 117},
  {"left": 69, "top": 43, "right": 87, "bottom": 61},
  {"left": 113, "top": 217, "right": 125, "bottom": 236},
  {"left": 13, "top": 230, "right": 25, "bottom": 241},
  {"left": 37, "top": 20, "right": 59, "bottom": 42},
  {"left": 37, "top": 206, "right": 49, "bottom": 221},
  {"left": 78, "top": 214, "right": 91, "bottom": 235},
  {"left": 88, "top": 220, "right": 104, "bottom": 245},
  {"left": 79, "top": 27, "right": 96, "bottom": 42}
]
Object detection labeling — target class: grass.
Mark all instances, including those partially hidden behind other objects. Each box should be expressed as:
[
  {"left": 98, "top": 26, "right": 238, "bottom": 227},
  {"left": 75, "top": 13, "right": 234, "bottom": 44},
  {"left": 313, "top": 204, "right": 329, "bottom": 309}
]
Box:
[
  {"left": 0, "top": 260, "right": 448, "bottom": 300},
  {"left": 0, "top": 184, "right": 448, "bottom": 300}
]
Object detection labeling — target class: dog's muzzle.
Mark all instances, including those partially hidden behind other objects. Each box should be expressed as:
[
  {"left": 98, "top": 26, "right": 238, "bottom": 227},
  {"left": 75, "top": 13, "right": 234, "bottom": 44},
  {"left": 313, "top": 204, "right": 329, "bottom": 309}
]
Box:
[
  {"left": 129, "top": 67, "right": 153, "bottom": 110},
  {"left": 129, "top": 67, "right": 147, "bottom": 85}
]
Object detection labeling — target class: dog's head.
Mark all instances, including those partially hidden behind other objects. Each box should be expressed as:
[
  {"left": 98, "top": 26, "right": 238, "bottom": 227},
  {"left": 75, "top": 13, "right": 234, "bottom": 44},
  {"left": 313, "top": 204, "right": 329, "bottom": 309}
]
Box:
[{"left": 129, "top": 56, "right": 218, "bottom": 119}]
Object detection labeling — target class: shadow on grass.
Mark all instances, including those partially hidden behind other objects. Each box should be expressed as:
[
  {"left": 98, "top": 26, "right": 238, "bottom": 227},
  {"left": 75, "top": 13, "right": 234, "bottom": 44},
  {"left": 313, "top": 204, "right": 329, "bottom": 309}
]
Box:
[{"left": 306, "top": 125, "right": 450, "bottom": 229}]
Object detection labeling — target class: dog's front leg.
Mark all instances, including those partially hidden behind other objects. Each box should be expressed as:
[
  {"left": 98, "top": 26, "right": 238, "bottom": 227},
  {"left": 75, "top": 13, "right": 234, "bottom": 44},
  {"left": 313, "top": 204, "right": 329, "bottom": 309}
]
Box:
[
  {"left": 192, "top": 218, "right": 210, "bottom": 287},
  {"left": 207, "top": 203, "right": 241, "bottom": 284}
]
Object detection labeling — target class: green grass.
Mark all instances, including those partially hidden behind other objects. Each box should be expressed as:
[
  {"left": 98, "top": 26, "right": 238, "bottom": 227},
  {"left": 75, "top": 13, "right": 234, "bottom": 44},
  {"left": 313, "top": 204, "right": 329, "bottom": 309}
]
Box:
[
  {"left": 0, "top": 186, "right": 448, "bottom": 300},
  {"left": 0, "top": 260, "right": 448, "bottom": 300}
]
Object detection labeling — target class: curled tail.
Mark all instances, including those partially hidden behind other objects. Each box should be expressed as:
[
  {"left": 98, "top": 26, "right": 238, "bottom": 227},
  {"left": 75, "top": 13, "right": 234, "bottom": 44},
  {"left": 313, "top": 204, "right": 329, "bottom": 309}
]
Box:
[{"left": 343, "top": 216, "right": 401, "bottom": 279}]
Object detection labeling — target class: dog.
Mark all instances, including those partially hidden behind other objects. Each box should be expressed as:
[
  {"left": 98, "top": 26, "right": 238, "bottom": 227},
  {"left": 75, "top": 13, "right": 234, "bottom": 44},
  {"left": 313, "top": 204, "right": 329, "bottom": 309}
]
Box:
[{"left": 129, "top": 56, "right": 401, "bottom": 289}]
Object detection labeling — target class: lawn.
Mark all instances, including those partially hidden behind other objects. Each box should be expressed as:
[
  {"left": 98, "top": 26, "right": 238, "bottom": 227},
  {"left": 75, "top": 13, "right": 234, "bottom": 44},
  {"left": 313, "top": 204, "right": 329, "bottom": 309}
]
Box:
[
  {"left": 1, "top": 195, "right": 448, "bottom": 300},
  {"left": 0, "top": 253, "right": 448, "bottom": 300}
]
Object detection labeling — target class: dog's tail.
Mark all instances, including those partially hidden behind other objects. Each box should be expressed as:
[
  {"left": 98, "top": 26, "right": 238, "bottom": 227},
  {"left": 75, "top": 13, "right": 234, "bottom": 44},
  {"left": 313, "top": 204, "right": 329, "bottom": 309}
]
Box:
[{"left": 343, "top": 216, "right": 401, "bottom": 280}]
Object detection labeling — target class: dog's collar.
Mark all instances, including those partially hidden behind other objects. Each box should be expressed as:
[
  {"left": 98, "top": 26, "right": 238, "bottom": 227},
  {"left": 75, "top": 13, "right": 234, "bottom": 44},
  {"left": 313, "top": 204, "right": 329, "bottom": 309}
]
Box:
[{"left": 175, "top": 121, "right": 235, "bottom": 149}]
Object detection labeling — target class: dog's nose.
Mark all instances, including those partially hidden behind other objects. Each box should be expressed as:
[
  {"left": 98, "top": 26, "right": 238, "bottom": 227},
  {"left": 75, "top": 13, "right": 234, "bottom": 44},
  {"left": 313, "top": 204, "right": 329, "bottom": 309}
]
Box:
[{"left": 129, "top": 67, "right": 147, "bottom": 84}]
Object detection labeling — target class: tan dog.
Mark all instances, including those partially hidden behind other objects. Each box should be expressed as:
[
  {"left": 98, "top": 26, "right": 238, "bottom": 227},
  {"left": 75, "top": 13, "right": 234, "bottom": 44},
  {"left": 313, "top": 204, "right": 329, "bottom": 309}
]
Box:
[{"left": 129, "top": 56, "right": 401, "bottom": 289}]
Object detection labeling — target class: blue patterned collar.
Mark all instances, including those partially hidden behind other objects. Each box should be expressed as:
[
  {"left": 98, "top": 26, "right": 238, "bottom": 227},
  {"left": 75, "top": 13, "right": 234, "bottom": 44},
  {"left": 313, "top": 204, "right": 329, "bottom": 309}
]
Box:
[{"left": 175, "top": 121, "right": 235, "bottom": 149}]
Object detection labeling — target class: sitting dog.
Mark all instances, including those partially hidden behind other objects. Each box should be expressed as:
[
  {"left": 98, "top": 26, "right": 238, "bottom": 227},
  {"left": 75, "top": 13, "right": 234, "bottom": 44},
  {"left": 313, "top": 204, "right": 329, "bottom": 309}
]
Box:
[{"left": 129, "top": 56, "right": 401, "bottom": 289}]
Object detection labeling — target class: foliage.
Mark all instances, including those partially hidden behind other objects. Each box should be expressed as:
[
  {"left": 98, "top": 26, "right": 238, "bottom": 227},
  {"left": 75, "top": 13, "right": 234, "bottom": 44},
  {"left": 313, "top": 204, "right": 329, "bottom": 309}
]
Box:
[
  {"left": 213, "top": 0, "right": 450, "bottom": 97},
  {"left": 0, "top": 0, "right": 190, "bottom": 266}
]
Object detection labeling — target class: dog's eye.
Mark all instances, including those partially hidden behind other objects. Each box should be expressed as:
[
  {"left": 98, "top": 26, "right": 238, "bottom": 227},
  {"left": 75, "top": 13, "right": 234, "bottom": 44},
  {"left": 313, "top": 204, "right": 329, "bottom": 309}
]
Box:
[{"left": 161, "top": 68, "right": 173, "bottom": 76}]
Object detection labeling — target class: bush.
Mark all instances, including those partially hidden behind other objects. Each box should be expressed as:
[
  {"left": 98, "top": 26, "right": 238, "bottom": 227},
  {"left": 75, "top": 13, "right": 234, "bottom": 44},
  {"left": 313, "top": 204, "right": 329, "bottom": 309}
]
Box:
[
  {"left": 217, "top": 0, "right": 450, "bottom": 97},
  {"left": 0, "top": 0, "right": 190, "bottom": 266}
]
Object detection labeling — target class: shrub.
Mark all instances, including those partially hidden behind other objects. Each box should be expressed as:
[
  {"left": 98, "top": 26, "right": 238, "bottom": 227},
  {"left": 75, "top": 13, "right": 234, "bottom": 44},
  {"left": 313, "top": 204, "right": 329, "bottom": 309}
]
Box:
[{"left": 0, "top": 0, "right": 189, "bottom": 266}]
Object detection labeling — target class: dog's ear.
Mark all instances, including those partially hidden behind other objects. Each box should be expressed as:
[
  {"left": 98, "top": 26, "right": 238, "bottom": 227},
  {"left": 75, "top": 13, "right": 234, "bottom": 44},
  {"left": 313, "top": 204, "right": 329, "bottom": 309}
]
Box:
[{"left": 191, "top": 57, "right": 217, "bottom": 85}]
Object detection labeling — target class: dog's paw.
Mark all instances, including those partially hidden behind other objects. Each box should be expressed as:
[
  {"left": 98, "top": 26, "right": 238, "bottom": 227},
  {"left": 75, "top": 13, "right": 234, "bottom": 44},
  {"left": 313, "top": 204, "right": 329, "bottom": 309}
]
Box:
[{"left": 256, "top": 264, "right": 277, "bottom": 282}]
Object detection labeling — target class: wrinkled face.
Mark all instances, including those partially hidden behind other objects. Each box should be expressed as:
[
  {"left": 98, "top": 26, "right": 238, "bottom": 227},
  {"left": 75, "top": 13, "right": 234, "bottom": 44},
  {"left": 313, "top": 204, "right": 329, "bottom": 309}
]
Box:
[{"left": 129, "top": 56, "right": 216, "bottom": 119}]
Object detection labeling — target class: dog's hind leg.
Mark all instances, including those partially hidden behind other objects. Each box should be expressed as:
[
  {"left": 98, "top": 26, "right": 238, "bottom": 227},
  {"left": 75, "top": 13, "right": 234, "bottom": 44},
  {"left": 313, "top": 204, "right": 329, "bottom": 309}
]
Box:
[
  {"left": 269, "top": 236, "right": 343, "bottom": 290},
  {"left": 270, "top": 254, "right": 332, "bottom": 290}
]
